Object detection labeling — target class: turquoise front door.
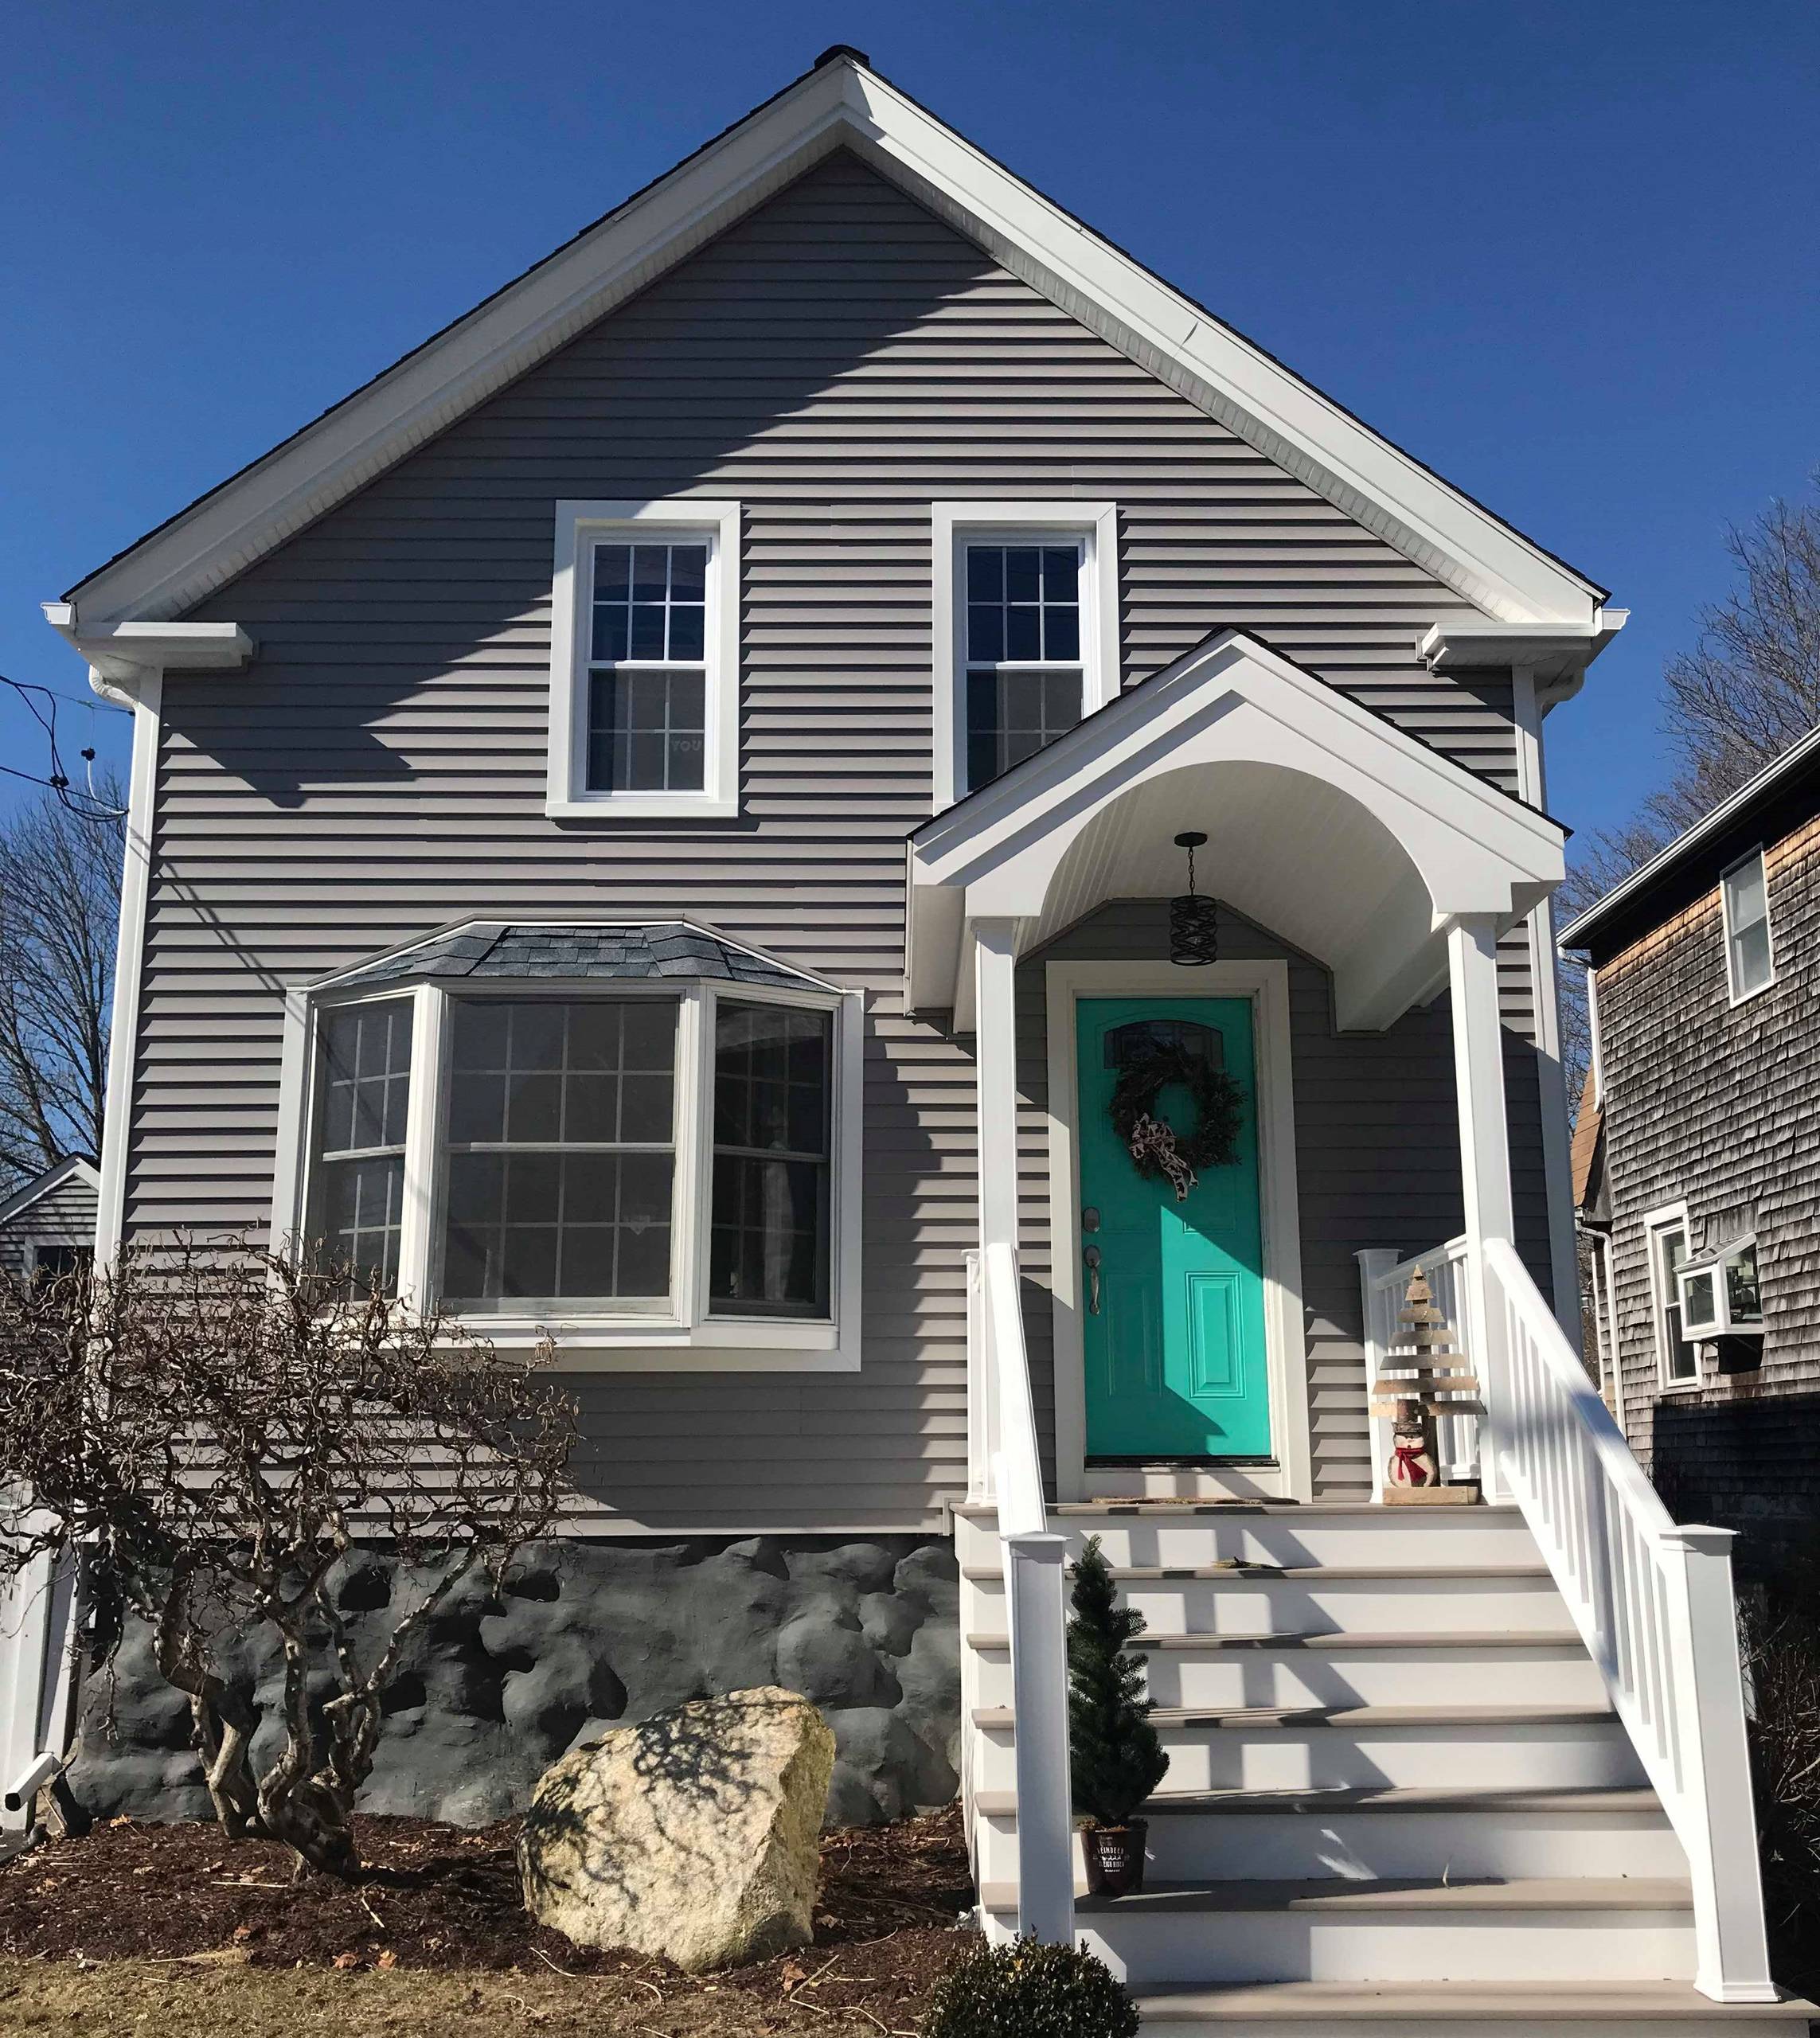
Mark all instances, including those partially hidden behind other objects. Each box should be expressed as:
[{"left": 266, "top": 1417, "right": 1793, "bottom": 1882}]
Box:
[{"left": 1077, "top": 997, "right": 1272, "bottom": 1460}]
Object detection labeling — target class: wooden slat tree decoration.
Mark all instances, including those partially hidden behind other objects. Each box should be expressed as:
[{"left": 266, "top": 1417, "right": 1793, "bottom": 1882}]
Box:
[{"left": 1371, "top": 1266, "right": 1482, "bottom": 1506}]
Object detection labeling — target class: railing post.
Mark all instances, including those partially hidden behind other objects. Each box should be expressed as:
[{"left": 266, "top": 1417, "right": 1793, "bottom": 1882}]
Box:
[
  {"left": 964, "top": 1250, "right": 991, "bottom": 1505},
  {"left": 1659, "top": 1525, "right": 1776, "bottom": 2003},
  {"left": 1447, "top": 917, "right": 1516, "bottom": 1505},
  {"left": 1006, "top": 1528, "right": 1075, "bottom": 1944},
  {"left": 1355, "top": 1250, "right": 1399, "bottom": 1503}
]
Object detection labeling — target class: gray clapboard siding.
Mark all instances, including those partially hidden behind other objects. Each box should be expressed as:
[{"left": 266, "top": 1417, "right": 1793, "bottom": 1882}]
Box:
[{"left": 117, "top": 148, "right": 1547, "bottom": 1527}]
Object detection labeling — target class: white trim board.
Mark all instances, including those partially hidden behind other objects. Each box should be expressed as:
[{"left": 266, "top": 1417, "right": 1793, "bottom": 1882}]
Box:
[
  {"left": 54, "top": 54, "right": 1607, "bottom": 642},
  {"left": 93, "top": 677, "right": 162, "bottom": 1267},
  {"left": 1041, "top": 958, "right": 1311, "bottom": 1503}
]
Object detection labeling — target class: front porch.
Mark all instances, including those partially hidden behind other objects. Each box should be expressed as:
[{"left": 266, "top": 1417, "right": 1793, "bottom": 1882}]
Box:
[{"left": 908, "top": 630, "right": 1783, "bottom": 2015}]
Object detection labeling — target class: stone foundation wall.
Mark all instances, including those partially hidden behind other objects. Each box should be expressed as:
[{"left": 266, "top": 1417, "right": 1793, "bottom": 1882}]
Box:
[{"left": 69, "top": 1535, "right": 959, "bottom": 1830}]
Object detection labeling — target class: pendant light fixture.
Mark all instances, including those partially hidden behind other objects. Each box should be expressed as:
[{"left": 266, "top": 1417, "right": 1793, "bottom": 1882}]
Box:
[{"left": 1169, "top": 830, "right": 1218, "bottom": 966}]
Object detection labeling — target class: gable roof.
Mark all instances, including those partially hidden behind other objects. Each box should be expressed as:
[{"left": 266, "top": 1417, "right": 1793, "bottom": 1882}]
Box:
[
  {"left": 56, "top": 49, "right": 1611, "bottom": 644},
  {"left": 0, "top": 1154, "right": 101, "bottom": 1232},
  {"left": 1558, "top": 721, "right": 1820, "bottom": 957}
]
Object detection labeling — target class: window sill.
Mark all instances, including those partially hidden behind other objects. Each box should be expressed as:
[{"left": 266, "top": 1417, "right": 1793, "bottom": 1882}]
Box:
[
  {"left": 452, "top": 1313, "right": 856, "bottom": 1372},
  {"left": 1656, "top": 1373, "right": 1705, "bottom": 1395},
  {"left": 546, "top": 791, "right": 740, "bottom": 821},
  {"left": 1727, "top": 976, "right": 1776, "bottom": 1009}
]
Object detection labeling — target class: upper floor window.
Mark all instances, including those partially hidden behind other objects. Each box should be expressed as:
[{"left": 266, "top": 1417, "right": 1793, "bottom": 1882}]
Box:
[
  {"left": 547, "top": 502, "right": 740, "bottom": 820},
  {"left": 1720, "top": 849, "right": 1774, "bottom": 1001},
  {"left": 931, "top": 503, "right": 1119, "bottom": 808}
]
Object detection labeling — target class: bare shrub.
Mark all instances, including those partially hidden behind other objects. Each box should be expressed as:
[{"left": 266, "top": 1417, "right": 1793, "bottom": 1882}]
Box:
[
  {"left": 1741, "top": 1587, "right": 1820, "bottom": 1994},
  {"left": 0, "top": 1239, "right": 576, "bottom": 1879}
]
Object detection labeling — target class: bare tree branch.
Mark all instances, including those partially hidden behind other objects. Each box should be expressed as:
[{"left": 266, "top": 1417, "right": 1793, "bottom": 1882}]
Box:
[
  {"left": 0, "top": 1240, "right": 577, "bottom": 1880},
  {"left": 0, "top": 784, "right": 122, "bottom": 1188}
]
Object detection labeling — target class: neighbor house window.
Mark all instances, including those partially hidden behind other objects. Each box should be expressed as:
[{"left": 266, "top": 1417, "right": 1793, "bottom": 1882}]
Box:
[
  {"left": 711, "top": 1003, "right": 832, "bottom": 1317},
  {"left": 1721, "top": 849, "right": 1774, "bottom": 1000},
  {"left": 1646, "top": 1207, "right": 1697, "bottom": 1388},
  {"left": 440, "top": 999, "right": 678, "bottom": 1311},
  {"left": 548, "top": 502, "right": 740, "bottom": 818},
  {"left": 287, "top": 938, "right": 862, "bottom": 1365},
  {"left": 310, "top": 998, "right": 414, "bottom": 1293},
  {"left": 931, "top": 503, "right": 1119, "bottom": 806}
]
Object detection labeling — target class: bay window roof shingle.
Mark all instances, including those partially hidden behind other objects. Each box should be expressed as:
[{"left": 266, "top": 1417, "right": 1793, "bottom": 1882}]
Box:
[{"left": 314, "top": 920, "right": 826, "bottom": 994}]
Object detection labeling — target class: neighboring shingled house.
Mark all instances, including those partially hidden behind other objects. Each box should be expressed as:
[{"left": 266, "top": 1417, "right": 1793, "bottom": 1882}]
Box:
[
  {"left": 0, "top": 1156, "right": 99, "bottom": 1285},
  {"left": 1560, "top": 725, "right": 1820, "bottom": 1577}
]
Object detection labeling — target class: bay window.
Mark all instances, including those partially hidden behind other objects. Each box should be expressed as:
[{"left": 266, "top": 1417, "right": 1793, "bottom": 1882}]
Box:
[{"left": 276, "top": 924, "right": 862, "bottom": 1368}]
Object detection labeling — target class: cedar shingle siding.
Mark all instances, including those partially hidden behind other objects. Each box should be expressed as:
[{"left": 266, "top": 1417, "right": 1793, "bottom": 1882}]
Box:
[
  {"left": 123, "top": 150, "right": 1551, "bottom": 1528},
  {"left": 1592, "top": 808, "right": 1820, "bottom": 1568}
]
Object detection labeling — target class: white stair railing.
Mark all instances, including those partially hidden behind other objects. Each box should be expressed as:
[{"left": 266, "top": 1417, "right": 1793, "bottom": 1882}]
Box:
[
  {"left": 966, "top": 1241, "right": 1073, "bottom": 1943},
  {"left": 1480, "top": 1236, "right": 1775, "bottom": 2005}
]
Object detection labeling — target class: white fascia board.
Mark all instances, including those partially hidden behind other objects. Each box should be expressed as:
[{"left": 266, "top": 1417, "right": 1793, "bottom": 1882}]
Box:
[
  {"left": 0, "top": 1155, "right": 101, "bottom": 1231},
  {"left": 57, "top": 57, "right": 1604, "bottom": 638},
  {"left": 845, "top": 70, "right": 1604, "bottom": 629}
]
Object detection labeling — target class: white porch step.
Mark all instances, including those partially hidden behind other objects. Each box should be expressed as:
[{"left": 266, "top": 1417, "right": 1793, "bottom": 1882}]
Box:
[
  {"left": 965, "top": 1628, "right": 1603, "bottom": 1709},
  {"left": 981, "top": 1876, "right": 1696, "bottom": 1989},
  {"left": 955, "top": 1501, "right": 1537, "bottom": 1574},
  {"left": 969, "top": 1703, "right": 1643, "bottom": 1793},
  {"left": 963, "top": 1564, "right": 1571, "bottom": 1637},
  {"left": 969, "top": 1783, "right": 1684, "bottom": 1883},
  {"left": 1129, "top": 1978, "right": 1818, "bottom": 2036}
]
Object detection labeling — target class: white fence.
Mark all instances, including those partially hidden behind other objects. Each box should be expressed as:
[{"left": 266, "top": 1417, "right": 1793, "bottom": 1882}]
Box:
[{"left": 0, "top": 1525, "right": 78, "bottom": 1834}]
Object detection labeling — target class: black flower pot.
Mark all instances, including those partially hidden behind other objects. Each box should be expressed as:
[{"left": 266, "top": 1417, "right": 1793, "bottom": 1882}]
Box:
[{"left": 1082, "top": 1818, "right": 1149, "bottom": 1897}]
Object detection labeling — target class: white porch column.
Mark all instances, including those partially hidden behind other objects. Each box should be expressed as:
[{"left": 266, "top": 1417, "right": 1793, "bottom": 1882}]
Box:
[
  {"left": 1448, "top": 914, "right": 1515, "bottom": 1501},
  {"left": 973, "top": 918, "right": 1021, "bottom": 1253}
]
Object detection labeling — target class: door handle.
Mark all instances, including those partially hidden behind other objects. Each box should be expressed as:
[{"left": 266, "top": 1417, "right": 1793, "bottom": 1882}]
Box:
[{"left": 1083, "top": 1243, "right": 1102, "bottom": 1315}]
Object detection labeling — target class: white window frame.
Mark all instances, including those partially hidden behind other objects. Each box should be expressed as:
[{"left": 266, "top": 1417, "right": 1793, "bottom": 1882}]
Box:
[
  {"left": 1720, "top": 846, "right": 1775, "bottom": 1004},
  {"left": 931, "top": 501, "right": 1120, "bottom": 811},
  {"left": 1643, "top": 1198, "right": 1699, "bottom": 1392},
  {"left": 547, "top": 499, "right": 741, "bottom": 820},
  {"left": 1677, "top": 1234, "right": 1765, "bottom": 1340},
  {"left": 271, "top": 966, "right": 864, "bottom": 1372}
]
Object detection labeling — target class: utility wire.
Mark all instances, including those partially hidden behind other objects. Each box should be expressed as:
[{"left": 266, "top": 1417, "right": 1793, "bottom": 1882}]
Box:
[{"left": 0, "top": 673, "right": 129, "bottom": 822}]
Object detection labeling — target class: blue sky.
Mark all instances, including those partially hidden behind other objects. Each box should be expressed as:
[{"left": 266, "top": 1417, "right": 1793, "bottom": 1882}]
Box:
[{"left": 4, "top": 0, "right": 1816, "bottom": 845}]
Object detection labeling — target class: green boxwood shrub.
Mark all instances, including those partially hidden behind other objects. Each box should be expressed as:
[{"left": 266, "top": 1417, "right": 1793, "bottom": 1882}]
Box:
[{"left": 920, "top": 1938, "right": 1139, "bottom": 2038}]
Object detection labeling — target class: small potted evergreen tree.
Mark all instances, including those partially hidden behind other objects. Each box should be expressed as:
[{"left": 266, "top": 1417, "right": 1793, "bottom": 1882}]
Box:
[{"left": 1068, "top": 1535, "right": 1169, "bottom": 1896}]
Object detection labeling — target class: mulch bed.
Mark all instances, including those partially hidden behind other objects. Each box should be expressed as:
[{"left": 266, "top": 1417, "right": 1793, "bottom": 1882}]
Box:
[{"left": 0, "top": 1804, "right": 974, "bottom": 2032}]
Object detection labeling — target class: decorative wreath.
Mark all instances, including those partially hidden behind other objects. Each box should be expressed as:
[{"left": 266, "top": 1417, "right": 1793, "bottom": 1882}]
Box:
[{"left": 1108, "top": 1044, "right": 1243, "bottom": 1201}]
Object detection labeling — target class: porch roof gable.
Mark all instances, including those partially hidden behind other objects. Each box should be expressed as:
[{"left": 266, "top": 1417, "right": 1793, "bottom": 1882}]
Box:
[{"left": 907, "top": 630, "right": 1565, "bottom": 1032}]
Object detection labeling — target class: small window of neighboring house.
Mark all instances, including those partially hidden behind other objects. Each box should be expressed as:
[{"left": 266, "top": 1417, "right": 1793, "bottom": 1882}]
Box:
[
  {"left": 1721, "top": 849, "right": 1774, "bottom": 1001},
  {"left": 30, "top": 1243, "right": 91, "bottom": 1285},
  {"left": 1646, "top": 1209, "right": 1699, "bottom": 1388},
  {"left": 547, "top": 502, "right": 741, "bottom": 819},
  {"left": 931, "top": 504, "right": 1119, "bottom": 807}
]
